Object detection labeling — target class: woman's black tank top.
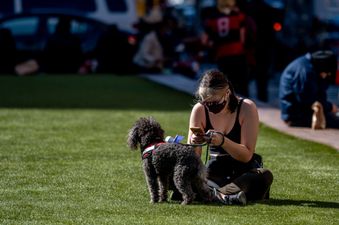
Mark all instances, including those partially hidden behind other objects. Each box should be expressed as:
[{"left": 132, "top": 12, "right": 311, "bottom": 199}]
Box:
[{"left": 204, "top": 98, "right": 244, "bottom": 155}]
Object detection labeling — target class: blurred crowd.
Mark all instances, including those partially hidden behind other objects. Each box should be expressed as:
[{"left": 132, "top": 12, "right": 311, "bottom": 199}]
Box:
[{"left": 0, "top": 0, "right": 337, "bottom": 103}]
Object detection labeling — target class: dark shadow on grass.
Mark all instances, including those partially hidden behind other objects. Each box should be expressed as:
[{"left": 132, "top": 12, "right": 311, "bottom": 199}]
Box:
[
  {"left": 169, "top": 200, "right": 228, "bottom": 207},
  {"left": 165, "top": 196, "right": 339, "bottom": 208},
  {"left": 166, "top": 199, "right": 339, "bottom": 208},
  {"left": 257, "top": 198, "right": 339, "bottom": 209},
  {"left": 0, "top": 75, "right": 195, "bottom": 111}
]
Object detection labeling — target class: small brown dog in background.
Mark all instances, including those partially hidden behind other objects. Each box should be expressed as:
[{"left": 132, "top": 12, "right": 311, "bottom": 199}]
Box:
[{"left": 311, "top": 101, "right": 326, "bottom": 129}]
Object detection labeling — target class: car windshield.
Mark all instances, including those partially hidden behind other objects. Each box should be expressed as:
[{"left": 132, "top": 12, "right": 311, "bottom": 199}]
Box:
[{"left": 22, "top": 0, "right": 96, "bottom": 13}]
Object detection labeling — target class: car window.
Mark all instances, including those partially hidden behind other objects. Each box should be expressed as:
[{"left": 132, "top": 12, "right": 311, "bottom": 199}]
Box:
[
  {"left": 22, "top": 0, "right": 96, "bottom": 13},
  {"left": 44, "top": 16, "right": 104, "bottom": 52},
  {"left": 46, "top": 17, "right": 101, "bottom": 36},
  {"left": 0, "top": 16, "right": 44, "bottom": 52},
  {"left": 106, "top": 0, "right": 127, "bottom": 12},
  {"left": 0, "top": 17, "right": 39, "bottom": 36},
  {"left": 45, "top": 17, "right": 59, "bottom": 34},
  {"left": 0, "top": 0, "right": 14, "bottom": 15},
  {"left": 70, "top": 20, "right": 94, "bottom": 35}
]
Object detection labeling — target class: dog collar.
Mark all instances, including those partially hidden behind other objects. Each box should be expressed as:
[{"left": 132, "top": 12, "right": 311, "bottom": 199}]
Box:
[{"left": 142, "top": 142, "right": 164, "bottom": 160}]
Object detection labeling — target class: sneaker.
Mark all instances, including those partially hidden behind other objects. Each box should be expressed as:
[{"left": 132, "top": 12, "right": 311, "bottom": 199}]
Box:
[
  {"left": 210, "top": 187, "right": 247, "bottom": 205},
  {"left": 222, "top": 191, "right": 247, "bottom": 205}
]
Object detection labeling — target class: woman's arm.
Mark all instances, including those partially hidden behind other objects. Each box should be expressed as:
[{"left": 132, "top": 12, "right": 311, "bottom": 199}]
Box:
[{"left": 188, "top": 103, "right": 206, "bottom": 156}]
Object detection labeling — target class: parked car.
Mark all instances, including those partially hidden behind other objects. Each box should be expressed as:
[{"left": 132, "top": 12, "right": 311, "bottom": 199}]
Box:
[
  {"left": 0, "top": 0, "right": 138, "bottom": 33},
  {"left": 0, "top": 13, "right": 137, "bottom": 73}
]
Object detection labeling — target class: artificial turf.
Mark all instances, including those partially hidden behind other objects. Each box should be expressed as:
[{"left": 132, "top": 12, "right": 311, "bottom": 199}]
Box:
[{"left": 0, "top": 75, "right": 338, "bottom": 225}]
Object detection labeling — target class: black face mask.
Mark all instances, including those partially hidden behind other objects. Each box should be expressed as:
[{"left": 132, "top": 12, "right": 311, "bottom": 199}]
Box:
[{"left": 204, "top": 100, "right": 226, "bottom": 114}]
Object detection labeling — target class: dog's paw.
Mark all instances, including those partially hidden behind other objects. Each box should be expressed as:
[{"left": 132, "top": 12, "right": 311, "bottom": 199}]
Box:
[
  {"left": 158, "top": 199, "right": 168, "bottom": 203},
  {"left": 150, "top": 198, "right": 159, "bottom": 204},
  {"left": 180, "top": 197, "right": 194, "bottom": 205},
  {"left": 180, "top": 200, "right": 192, "bottom": 205}
]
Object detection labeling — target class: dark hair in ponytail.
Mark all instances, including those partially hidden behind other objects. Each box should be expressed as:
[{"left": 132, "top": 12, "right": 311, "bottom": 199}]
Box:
[{"left": 196, "top": 69, "right": 238, "bottom": 113}]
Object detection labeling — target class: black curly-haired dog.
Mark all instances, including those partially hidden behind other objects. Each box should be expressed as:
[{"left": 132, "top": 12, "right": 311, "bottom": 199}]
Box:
[{"left": 127, "top": 117, "right": 212, "bottom": 205}]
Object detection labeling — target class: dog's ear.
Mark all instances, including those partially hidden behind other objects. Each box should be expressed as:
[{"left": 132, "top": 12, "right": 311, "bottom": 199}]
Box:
[
  {"left": 149, "top": 116, "right": 164, "bottom": 139},
  {"left": 127, "top": 125, "right": 139, "bottom": 150}
]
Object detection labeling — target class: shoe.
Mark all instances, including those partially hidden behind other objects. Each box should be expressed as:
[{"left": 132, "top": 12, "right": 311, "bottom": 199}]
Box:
[
  {"left": 210, "top": 186, "right": 247, "bottom": 205},
  {"left": 222, "top": 191, "right": 247, "bottom": 205}
]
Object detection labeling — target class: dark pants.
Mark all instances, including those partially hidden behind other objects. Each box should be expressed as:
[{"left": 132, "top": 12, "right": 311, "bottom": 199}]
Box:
[
  {"left": 218, "top": 168, "right": 273, "bottom": 201},
  {"left": 207, "top": 155, "right": 273, "bottom": 201}
]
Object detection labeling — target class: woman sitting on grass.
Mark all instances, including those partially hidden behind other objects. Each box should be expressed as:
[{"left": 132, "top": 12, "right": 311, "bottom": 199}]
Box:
[{"left": 188, "top": 69, "right": 273, "bottom": 205}]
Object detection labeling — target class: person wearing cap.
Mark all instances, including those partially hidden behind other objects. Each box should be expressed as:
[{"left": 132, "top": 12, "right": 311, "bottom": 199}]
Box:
[{"left": 279, "top": 50, "right": 339, "bottom": 128}]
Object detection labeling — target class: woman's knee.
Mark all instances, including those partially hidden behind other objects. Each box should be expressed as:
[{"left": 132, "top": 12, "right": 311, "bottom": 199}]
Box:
[{"left": 258, "top": 168, "right": 273, "bottom": 186}]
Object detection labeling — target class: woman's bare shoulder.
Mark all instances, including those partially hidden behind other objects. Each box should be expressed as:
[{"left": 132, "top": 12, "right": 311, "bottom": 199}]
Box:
[
  {"left": 241, "top": 98, "right": 258, "bottom": 117},
  {"left": 243, "top": 98, "right": 257, "bottom": 106},
  {"left": 192, "top": 102, "right": 204, "bottom": 112}
]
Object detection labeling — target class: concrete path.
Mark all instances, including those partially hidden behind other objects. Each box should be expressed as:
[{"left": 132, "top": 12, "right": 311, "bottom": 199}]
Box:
[
  {"left": 257, "top": 104, "right": 339, "bottom": 150},
  {"left": 143, "top": 73, "right": 339, "bottom": 151}
]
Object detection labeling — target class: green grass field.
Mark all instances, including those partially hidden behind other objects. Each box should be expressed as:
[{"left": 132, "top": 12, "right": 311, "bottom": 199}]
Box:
[{"left": 0, "top": 75, "right": 338, "bottom": 225}]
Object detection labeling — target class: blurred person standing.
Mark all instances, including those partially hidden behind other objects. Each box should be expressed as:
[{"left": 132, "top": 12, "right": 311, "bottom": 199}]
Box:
[
  {"left": 42, "top": 18, "right": 83, "bottom": 74},
  {"left": 133, "top": 22, "right": 165, "bottom": 73},
  {"left": 201, "top": 0, "right": 249, "bottom": 97},
  {"left": 253, "top": 0, "right": 276, "bottom": 102},
  {"left": 238, "top": 0, "right": 276, "bottom": 102},
  {"left": 133, "top": 10, "right": 179, "bottom": 74},
  {"left": 0, "top": 28, "right": 16, "bottom": 75},
  {"left": 95, "top": 24, "right": 135, "bottom": 74},
  {"left": 132, "top": 4, "right": 165, "bottom": 73},
  {"left": 279, "top": 50, "right": 339, "bottom": 129}
]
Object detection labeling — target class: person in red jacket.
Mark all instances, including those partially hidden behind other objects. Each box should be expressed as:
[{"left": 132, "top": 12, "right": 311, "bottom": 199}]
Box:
[{"left": 202, "top": 0, "right": 249, "bottom": 97}]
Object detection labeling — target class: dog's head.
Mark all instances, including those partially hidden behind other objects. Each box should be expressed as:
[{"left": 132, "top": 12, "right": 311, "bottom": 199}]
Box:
[
  {"left": 127, "top": 117, "right": 164, "bottom": 150},
  {"left": 312, "top": 101, "right": 324, "bottom": 113}
]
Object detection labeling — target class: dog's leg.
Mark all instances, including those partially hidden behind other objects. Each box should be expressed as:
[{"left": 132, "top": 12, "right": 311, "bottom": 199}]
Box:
[
  {"left": 143, "top": 162, "right": 159, "bottom": 203},
  {"left": 158, "top": 175, "right": 169, "bottom": 202},
  {"left": 193, "top": 164, "right": 212, "bottom": 202},
  {"left": 194, "top": 176, "right": 212, "bottom": 203},
  {"left": 173, "top": 166, "right": 195, "bottom": 205}
]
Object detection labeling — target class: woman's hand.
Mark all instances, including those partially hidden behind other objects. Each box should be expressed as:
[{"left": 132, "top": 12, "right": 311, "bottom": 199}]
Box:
[
  {"left": 206, "top": 130, "right": 225, "bottom": 147},
  {"left": 190, "top": 133, "right": 206, "bottom": 144}
]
